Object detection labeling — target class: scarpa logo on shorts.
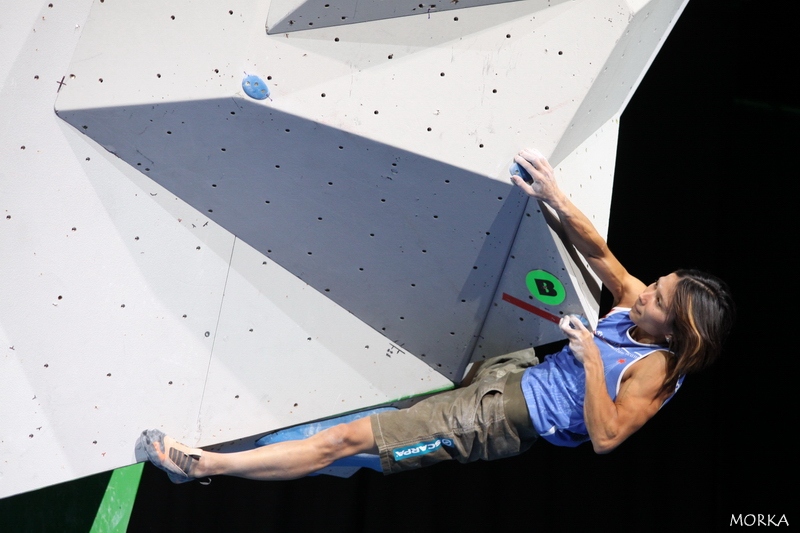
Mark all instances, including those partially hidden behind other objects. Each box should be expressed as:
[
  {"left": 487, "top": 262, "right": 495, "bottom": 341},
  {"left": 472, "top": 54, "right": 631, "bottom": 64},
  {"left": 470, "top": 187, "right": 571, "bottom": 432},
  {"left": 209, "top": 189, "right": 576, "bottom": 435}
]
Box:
[{"left": 392, "top": 438, "right": 454, "bottom": 462}]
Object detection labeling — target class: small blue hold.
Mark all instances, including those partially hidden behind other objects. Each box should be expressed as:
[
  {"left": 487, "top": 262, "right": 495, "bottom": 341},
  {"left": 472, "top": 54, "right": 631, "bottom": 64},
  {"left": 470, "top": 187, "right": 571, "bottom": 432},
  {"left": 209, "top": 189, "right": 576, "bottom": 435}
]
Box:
[
  {"left": 242, "top": 75, "right": 270, "bottom": 100},
  {"left": 509, "top": 161, "right": 533, "bottom": 184},
  {"left": 566, "top": 314, "right": 593, "bottom": 331}
]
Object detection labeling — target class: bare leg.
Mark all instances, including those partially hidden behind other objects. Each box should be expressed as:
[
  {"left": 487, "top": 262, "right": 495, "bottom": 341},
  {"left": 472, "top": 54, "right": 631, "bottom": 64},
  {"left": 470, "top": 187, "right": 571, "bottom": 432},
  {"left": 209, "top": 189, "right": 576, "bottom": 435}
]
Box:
[{"left": 190, "top": 417, "right": 377, "bottom": 481}]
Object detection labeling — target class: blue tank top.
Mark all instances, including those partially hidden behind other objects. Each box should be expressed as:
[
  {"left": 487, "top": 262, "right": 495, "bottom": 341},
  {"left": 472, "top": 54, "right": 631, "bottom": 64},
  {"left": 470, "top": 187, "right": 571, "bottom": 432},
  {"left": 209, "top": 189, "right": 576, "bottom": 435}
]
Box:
[{"left": 520, "top": 308, "right": 683, "bottom": 447}]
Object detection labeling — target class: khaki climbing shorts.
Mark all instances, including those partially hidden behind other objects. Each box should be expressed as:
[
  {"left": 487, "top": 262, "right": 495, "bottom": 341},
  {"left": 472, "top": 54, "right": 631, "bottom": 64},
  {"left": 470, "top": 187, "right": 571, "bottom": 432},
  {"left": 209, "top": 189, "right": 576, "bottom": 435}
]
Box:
[{"left": 370, "top": 349, "right": 540, "bottom": 474}]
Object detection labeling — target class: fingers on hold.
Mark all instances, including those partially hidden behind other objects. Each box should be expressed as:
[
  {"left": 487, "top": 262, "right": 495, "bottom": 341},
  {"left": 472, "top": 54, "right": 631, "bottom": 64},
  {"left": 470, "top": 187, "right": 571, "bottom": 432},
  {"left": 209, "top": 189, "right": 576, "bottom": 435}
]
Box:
[
  {"left": 520, "top": 148, "right": 543, "bottom": 164},
  {"left": 514, "top": 154, "right": 537, "bottom": 175}
]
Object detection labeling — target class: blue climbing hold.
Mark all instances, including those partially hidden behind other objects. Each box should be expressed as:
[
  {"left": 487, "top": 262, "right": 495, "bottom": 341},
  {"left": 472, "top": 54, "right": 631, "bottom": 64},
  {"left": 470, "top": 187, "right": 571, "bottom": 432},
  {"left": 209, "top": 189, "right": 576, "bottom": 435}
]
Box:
[
  {"left": 567, "top": 314, "right": 593, "bottom": 331},
  {"left": 242, "top": 75, "right": 270, "bottom": 100},
  {"left": 509, "top": 161, "right": 533, "bottom": 184}
]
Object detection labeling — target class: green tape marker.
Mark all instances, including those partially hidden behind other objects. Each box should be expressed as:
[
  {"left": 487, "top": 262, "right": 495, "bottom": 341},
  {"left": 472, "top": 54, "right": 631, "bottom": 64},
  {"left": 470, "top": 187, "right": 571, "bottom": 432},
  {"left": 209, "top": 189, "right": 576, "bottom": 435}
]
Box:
[
  {"left": 525, "top": 269, "right": 565, "bottom": 305},
  {"left": 90, "top": 463, "right": 144, "bottom": 533}
]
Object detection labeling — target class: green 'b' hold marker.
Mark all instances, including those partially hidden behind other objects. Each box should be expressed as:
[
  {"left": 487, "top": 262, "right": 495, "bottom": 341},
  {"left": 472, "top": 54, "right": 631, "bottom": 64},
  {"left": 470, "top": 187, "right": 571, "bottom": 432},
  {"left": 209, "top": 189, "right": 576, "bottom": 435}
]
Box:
[{"left": 525, "top": 270, "right": 565, "bottom": 305}]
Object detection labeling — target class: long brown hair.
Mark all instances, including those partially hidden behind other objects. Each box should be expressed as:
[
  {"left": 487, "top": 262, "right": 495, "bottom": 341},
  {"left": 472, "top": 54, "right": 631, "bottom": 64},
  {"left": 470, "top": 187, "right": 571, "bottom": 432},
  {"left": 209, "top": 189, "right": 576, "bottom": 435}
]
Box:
[{"left": 658, "top": 269, "right": 735, "bottom": 397}]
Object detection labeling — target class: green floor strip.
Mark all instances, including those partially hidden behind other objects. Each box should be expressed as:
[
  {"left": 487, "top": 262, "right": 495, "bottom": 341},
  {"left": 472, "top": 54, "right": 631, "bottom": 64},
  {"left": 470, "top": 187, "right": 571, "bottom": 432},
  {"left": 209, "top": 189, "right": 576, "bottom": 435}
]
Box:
[{"left": 89, "top": 463, "right": 144, "bottom": 533}]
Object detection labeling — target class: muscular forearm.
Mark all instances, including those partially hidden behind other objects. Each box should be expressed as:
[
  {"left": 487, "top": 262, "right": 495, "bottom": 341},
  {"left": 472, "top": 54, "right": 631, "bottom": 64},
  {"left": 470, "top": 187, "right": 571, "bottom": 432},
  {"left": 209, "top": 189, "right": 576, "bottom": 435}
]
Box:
[
  {"left": 581, "top": 348, "right": 623, "bottom": 454},
  {"left": 580, "top": 344, "right": 666, "bottom": 454},
  {"left": 545, "top": 193, "right": 610, "bottom": 263}
]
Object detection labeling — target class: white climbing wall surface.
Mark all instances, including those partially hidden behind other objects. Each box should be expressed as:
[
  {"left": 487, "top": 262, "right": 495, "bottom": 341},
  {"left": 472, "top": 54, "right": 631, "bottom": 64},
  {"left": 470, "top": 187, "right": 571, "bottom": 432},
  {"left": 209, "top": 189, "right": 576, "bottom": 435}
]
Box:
[{"left": 1, "top": 0, "right": 689, "bottom": 498}]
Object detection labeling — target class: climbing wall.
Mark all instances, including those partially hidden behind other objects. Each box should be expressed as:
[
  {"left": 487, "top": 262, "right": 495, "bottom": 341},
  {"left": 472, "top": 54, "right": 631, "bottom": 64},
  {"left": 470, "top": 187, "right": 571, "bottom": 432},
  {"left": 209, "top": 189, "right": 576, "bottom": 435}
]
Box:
[{"left": 1, "top": 0, "right": 689, "bottom": 499}]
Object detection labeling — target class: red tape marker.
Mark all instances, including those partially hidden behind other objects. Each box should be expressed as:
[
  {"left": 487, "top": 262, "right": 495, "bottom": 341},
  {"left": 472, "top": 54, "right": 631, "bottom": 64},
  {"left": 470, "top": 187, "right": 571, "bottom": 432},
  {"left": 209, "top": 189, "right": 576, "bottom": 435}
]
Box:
[{"left": 502, "top": 292, "right": 561, "bottom": 324}]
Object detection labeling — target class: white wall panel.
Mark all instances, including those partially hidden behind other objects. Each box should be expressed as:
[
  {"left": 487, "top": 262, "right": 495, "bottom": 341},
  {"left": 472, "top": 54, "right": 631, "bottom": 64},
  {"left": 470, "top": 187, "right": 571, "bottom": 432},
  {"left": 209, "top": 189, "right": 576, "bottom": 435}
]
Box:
[
  {"left": 196, "top": 238, "right": 453, "bottom": 446},
  {"left": 0, "top": 0, "right": 233, "bottom": 494},
  {"left": 54, "top": 0, "right": 689, "bottom": 379},
  {"left": 0, "top": 0, "right": 449, "bottom": 498}
]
